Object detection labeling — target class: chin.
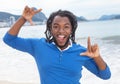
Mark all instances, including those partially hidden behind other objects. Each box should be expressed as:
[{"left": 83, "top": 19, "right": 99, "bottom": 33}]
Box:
[
  {"left": 57, "top": 42, "right": 65, "bottom": 46},
  {"left": 56, "top": 41, "right": 69, "bottom": 49},
  {"left": 54, "top": 37, "right": 70, "bottom": 49}
]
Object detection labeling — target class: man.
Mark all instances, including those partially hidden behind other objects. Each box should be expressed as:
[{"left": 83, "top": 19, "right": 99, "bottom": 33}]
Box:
[{"left": 3, "top": 6, "right": 111, "bottom": 84}]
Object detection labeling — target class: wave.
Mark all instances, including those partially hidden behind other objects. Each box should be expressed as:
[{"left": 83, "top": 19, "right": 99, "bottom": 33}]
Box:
[{"left": 101, "top": 35, "right": 120, "bottom": 44}]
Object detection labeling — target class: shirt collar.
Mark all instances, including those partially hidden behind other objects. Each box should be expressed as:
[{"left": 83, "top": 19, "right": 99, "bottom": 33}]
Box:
[{"left": 52, "top": 40, "right": 72, "bottom": 51}]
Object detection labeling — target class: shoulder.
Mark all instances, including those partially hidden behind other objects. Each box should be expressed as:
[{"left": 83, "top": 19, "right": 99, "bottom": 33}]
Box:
[
  {"left": 29, "top": 37, "right": 47, "bottom": 44},
  {"left": 66, "top": 43, "right": 87, "bottom": 54},
  {"left": 72, "top": 43, "right": 87, "bottom": 52}
]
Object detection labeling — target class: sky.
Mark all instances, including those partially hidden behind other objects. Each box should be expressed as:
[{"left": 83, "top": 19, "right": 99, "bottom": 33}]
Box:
[{"left": 0, "top": 0, "right": 120, "bottom": 20}]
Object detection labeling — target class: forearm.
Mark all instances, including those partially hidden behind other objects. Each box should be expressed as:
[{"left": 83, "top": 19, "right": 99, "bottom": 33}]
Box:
[
  {"left": 8, "top": 16, "right": 26, "bottom": 36},
  {"left": 93, "top": 55, "right": 106, "bottom": 70}
]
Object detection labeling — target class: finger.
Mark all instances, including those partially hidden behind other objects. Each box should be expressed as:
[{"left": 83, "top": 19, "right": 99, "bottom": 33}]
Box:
[
  {"left": 87, "top": 36, "right": 91, "bottom": 52},
  {"left": 26, "top": 5, "right": 29, "bottom": 8},
  {"left": 94, "top": 43, "right": 98, "bottom": 48},
  {"left": 25, "top": 6, "right": 30, "bottom": 12},
  {"left": 91, "top": 45, "right": 96, "bottom": 52},
  {"left": 24, "top": 5, "right": 28, "bottom": 10},
  {"left": 24, "top": 6, "right": 28, "bottom": 13},
  {"left": 95, "top": 44, "right": 99, "bottom": 50},
  {"left": 34, "top": 8, "right": 42, "bottom": 14},
  {"left": 29, "top": 19, "right": 34, "bottom": 25},
  {"left": 80, "top": 52, "right": 88, "bottom": 56},
  {"left": 92, "top": 44, "right": 100, "bottom": 56},
  {"left": 30, "top": 7, "right": 34, "bottom": 12}
]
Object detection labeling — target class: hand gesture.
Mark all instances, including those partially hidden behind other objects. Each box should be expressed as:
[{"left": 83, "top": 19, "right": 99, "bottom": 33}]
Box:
[
  {"left": 22, "top": 6, "right": 42, "bottom": 25},
  {"left": 80, "top": 37, "right": 100, "bottom": 58}
]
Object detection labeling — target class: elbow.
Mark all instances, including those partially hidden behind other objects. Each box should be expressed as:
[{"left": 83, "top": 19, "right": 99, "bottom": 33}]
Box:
[
  {"left": 3, "top": 34, "right": 11, "bottom": 45},
  {"left": 100, "top": 72, "right": 111, "bottom": 80},
  {"left": 103, "top": 73, "right": 111, "bottom": 80},
  {"left": 102, "top": 75, "right": 111, "bottom": 80},
  {"left": 3, "top": 33, "right": 13, "bottom": 46},
  {"left": 99, "top": 65, "right": 111, "bottom": 80},
  {"left": 2, "top": 32, "right": 16, "bottom": 45}
]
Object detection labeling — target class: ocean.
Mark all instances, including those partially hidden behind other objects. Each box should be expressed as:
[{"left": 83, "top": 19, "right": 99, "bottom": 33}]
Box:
[{"left": 0, "top": 20, "right": 120, "bottom": 84}]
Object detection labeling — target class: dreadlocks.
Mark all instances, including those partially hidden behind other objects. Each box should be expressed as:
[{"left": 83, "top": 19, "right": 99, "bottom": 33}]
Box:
[{"left": 45, "top": 10, "right": 78, "bottom": 43}]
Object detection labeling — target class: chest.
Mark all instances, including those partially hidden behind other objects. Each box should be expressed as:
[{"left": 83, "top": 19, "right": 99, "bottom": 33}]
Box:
[{"left": 34, "top": 46, "right": 86, "bottom": 76}]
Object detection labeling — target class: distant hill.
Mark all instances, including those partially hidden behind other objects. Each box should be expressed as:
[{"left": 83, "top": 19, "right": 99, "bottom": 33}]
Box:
[
  {"left": 0, "top": 12, "right": 19, "bottom": 22},
  {"left": 0, "top": 11, "right": 47, "bottom": 22},
  {"left": 76, "top": 16, "right": 87, "bottom": 22},
  {"left": 98, "top": 14, "right": 120, "bottom": 21},
  {"left": 1, "top": 10, "right": 120, "bottom": 23}
]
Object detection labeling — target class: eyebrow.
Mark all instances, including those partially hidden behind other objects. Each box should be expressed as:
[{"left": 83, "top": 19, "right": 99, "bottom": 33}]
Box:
[
  {"left": 53, "top": 23, "right": 71, "bottom": 25},
  {"left": 53, "top": 23, "right": 58, "bottom": 25}
]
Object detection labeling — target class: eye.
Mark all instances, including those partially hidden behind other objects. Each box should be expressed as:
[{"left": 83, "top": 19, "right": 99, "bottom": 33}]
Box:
[
  {"left": 53, "top": 25, "right": 59, "bottom": 29},
  {"left": 64, "top": 25, "right": 71, "bottom": 30},
  {"left": 65, "top": 26, "right": 69, "bottom": 28},
  {"left": 52, "top": 25, "right": 59, "bottom": 31}
]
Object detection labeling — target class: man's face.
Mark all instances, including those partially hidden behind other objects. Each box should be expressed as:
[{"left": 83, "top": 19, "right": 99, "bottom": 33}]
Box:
[{"left": 51, "top": 15, "right": 72, "bottom": 49}]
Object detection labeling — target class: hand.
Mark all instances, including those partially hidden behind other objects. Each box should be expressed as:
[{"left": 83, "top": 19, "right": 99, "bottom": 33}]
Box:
[
  {"left": 80, "top": 37, "right": 100, "bottom": 58},
  {"left": 22, "top": 6, "right": 42, "bottom": 25}
]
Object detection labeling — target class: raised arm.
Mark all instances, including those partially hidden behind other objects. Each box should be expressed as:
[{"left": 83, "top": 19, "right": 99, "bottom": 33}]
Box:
[
  {"left": 80, "top": 37, "right": 111, "bottom": 79},
  {"left": 80, "top": 37, "right": 106, "bottom": 70},
  {"left": 3, "top": 6, "right": 42, "bottom": 55},
  {"left": 8, "top": 6, "right": 42, "bottom": 36}
]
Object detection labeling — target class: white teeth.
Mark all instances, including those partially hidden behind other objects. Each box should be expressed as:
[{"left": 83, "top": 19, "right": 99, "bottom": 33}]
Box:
[{"left": 58, "top": 35, "right": 65, "bottom": 38}]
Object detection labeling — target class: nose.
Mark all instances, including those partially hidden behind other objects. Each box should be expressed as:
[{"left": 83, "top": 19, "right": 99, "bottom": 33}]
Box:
[{"left": 59, "top": 28, "right": 64, "bottom": 33}]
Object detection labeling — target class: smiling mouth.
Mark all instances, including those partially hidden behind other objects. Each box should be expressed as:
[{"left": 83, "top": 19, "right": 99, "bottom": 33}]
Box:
[
  {"left": 57, "top": 35, "right": 65, "bottom": 42},
  {"left": 53, "top": 34, "right": 70, "bottom": 49}
]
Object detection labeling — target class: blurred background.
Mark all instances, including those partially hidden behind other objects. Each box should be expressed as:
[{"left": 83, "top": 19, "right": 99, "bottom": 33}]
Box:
[{"left": 0, "top": 0, "right": 120, "bottom": 84}]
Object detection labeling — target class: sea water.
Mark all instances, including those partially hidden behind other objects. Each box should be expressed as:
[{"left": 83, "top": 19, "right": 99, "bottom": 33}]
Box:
[{"left": 0, "top": 20, "right": 120, "bottom": 84}]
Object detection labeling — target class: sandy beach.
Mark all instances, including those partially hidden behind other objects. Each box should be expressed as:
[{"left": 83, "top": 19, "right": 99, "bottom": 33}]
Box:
[
  {"left": 0, "top": 80, "right": 37, "bottom": 84},
  {"left": 0, "top": 21, "right": 120, "bottom": 84}
]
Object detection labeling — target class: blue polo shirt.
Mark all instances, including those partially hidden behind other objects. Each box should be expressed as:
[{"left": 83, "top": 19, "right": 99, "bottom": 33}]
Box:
[{"left": 3, "top": 33, "right": 111, "bottom": 84}]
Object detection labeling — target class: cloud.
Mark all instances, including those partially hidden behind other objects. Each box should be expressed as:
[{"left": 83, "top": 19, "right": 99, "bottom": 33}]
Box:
[{"left": 0, "top": 0, "right": 120, "bottom": 19}]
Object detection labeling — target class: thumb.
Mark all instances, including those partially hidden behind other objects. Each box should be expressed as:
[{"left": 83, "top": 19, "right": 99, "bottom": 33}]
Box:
[
  {"left": 80, "top": 52, "right": 87, "bottom": 56},
  {"left": 35, "top": 8, "right": 42, "bottom": 14}
]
